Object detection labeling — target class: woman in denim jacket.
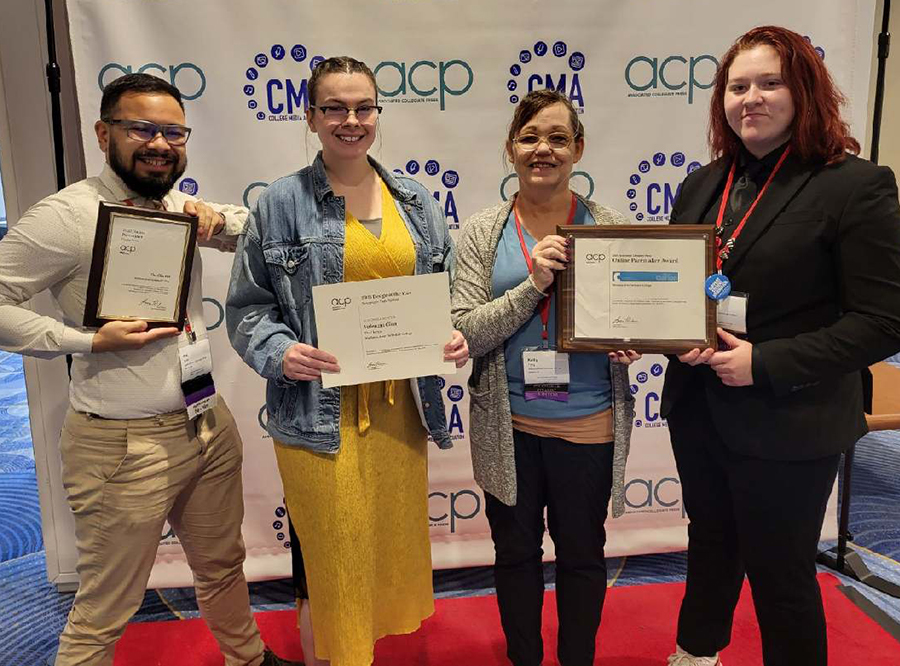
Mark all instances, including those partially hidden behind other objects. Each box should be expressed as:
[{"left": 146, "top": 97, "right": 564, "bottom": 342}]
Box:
[
  {"left": 451, "top": 90, "right": 637, "bottom": 666},
  {"left": 226, "top": 56, "right": 468, "bottom": 666}
]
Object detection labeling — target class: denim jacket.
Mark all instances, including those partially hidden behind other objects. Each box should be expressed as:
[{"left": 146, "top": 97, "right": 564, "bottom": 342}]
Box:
[{"left": 226, "top": 152, "right": 454, "bottom": 452}]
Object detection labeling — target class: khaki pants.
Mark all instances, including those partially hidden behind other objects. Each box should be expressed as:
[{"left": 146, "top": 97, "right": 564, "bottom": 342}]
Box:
[{"left": 54, "top": 400, "right": 266, "bottom": 666}]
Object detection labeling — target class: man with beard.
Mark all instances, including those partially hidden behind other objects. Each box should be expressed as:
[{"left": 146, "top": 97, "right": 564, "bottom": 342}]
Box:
[{"left": 0, "top": 74, "right": 302, "bottom": 666}]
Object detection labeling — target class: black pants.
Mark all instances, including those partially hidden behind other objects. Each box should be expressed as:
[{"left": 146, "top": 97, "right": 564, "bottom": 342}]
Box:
[
  {"left": 485, "top": 429, "right": 615, "bottom": 666},
  {"left": 667, "top": 388, "right": 841, "bottom": 666}
]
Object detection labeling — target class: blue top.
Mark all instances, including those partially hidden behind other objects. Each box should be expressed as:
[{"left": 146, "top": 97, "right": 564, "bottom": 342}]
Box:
[{"left": 492, "top": 200, "right": 612, "bottom": 418}]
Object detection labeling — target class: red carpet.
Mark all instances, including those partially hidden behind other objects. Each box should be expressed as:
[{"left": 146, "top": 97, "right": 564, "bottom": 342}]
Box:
[{"left": 115, "top": 573, "right": 900, "bottom": 665}]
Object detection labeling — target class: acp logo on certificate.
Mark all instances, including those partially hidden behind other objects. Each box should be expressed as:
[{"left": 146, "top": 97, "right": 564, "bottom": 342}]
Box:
[{"left": 330, "top": 297, "right": 352, "bottom": 311}]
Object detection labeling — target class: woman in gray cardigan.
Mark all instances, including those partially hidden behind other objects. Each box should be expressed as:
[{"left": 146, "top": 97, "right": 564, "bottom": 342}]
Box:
[{"left": 451, "top": 89, "right": 637, "bottom": 666}]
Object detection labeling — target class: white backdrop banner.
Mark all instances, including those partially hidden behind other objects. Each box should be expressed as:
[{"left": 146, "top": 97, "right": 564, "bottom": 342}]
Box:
[{"left": 60, "top": 0, "right": 871, "bottom": 586}]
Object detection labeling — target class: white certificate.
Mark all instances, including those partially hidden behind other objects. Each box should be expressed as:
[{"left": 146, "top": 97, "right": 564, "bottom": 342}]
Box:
[
  {"left": 312, "top": 272, "right": 455, "bottom": 388},
  {"left": 573, "top": 238, "right": 707, "bottom": 341},
  {"left": 97, "top": 212, "right": 192, "bottom": 322}
]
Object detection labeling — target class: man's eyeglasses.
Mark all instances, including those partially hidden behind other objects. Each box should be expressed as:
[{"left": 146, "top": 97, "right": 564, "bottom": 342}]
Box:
[
  {"left": 313, "top": 105, "right": 383, "bottom": 122},
  {"left": 513, "top": 132, "right": 577, "bottom": 151},
  {"left": 104, "top": 119, "right": 192, "bottom": 146}
]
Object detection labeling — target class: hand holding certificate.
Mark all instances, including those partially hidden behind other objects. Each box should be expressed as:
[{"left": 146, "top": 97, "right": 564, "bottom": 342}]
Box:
[
  {"left": 84, "top": 202, "right": 197, "bottom": 330},
  {"left": 312, "top": 272, "right": 457, "bottom": 388}
]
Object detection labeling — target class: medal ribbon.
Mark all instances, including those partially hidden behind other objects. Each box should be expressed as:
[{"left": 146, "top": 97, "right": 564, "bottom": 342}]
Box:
[
  {"left": 514, "top": 194, "right": 577, "bottom": 343},
  {"left": 714, "top": 145, "right": 791, "bottom": 271}
]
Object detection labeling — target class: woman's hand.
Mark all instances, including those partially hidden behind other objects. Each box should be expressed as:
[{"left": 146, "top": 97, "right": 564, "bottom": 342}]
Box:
[
  {"left": 283, "top": 343, "right": 340, "bottom": 381},
  {"left": 709, "top": 328, "right": 754, "bottom": 386},
  {"left": 444, "top": 330, "right": 470, "bottom": 368},
  {"left": 608, "top": 350, "right": 641, "bottom": 365},
  {"left": 531, "top": 234, "right": 569, "bottom": 293},
  {"left": 677, "top": 347, "right": 715, "bottom": 366}
]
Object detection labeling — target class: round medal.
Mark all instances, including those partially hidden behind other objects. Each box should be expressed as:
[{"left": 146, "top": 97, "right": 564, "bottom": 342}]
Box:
[{"left": 705, "top": 273, "right": 732, "bottom": 301}]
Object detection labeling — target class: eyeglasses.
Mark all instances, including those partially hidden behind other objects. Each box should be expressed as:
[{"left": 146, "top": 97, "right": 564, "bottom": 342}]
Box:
[
  {"left": 513, "top": 132, "right": 577, "bottom": 151},
  {"left": 313, "top": 105, "right": 383, "bottom": 122},
  {"left": 104, "top": 119, "right": 192, "bottom": 146}
]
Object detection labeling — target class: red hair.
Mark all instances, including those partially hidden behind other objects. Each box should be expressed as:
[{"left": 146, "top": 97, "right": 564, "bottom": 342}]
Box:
[{"left": 708, "top": 26, "right": 859, "bottom": 164}]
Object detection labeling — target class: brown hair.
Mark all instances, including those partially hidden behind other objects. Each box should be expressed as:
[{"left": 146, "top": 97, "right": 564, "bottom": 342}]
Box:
[
  {"left": 506, "top": 89, "right": 584, "bottom": 152},
  {"left": 708, "top": 26, "right": 859, "bottom": 164},
  {"left": 308, "top": 56, "right": 378, "bottom": 107}
]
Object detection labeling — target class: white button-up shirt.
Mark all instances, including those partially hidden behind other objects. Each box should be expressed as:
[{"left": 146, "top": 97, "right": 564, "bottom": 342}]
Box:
[{"left": 0, "top": 165, "right": 247, "bottom": 418}]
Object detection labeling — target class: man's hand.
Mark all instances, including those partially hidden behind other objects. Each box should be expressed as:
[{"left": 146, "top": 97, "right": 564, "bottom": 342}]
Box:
[
  {"left": 91, "top": 320, "right": 179, "bottom": 353},
  {"left": 283, "top": 343, "right": 340, "bottom": 381},
  {"left": 709, "top": 328, "right": 754, "bottom": 387},
  {"left": 443, "top": 330, "right": 470, "bottom": 368},
  {"left": 183, "top": 200, "right": 224, "bottom": 241}
]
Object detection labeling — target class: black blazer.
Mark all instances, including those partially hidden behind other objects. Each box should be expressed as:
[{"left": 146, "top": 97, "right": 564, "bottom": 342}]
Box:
[{"left": 662, "top": 152, "right": 900, "bottom": 460}]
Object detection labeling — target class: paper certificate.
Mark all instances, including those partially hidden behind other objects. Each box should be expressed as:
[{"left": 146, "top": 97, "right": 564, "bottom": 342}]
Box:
[
  {"left": 574, "top": 238, "right": 706, "bottom": 340},
  {"left": 312, "top": 272, "right": 455, "bottom": 388},
  {"left": 556, "top": 225, "right": 716, "bottom": 353},
  {"left": 84, "top": 203, "right": 197, "bottom": 329}
]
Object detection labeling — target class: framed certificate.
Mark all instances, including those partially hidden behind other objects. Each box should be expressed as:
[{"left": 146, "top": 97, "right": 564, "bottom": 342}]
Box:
[
  {"left": 556, "top": 224, "right": 717, "bottom": 354},
  {"left": 83, "top": 202, "right": 198, "bottom": 329}
]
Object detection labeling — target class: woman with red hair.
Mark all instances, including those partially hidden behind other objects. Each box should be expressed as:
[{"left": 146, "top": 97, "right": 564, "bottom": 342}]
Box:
[{"left": 662, "top": 26, "right": 900, "bottom": 666}]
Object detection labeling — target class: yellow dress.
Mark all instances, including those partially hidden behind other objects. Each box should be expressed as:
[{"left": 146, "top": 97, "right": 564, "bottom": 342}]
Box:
[{"left": 274, "top": 180, "right": 434, "bottom": 666}]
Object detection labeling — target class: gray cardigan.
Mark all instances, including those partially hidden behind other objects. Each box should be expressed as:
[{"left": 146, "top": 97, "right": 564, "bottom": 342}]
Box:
[{"left": 451, "top": 194, "right": 635, "bottom": 517}]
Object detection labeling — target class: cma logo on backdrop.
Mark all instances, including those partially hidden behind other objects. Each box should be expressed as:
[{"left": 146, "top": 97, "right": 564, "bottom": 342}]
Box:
[
  {"left": 393, "top": 159, "right": 461, "bottom": 230},
  {"left": 425, "top": 376, "right": 466, "bottom": 443},
  {"left": 625, "top": 151, "right": 702, "bottom": 222},
  {"left": 630, "top": 361, "right": 666, "bottom": 429},
  {"left": 178, "top": 177, "right": 199, "bottom": 196},
  {"left": 271, "top": 504, "right": 293, "bottom": 549},
  {"left": 243, "top": 43, "right": 473, "bottom": 120},
  {"left": 98, "top": 62, "right": 206, "bottom": 100},
  {"left": 244, "top": 44, "right": 326, "bottom": 122},
  {"left": 507, "top": 40, "right": 586, "bottom": 112}
]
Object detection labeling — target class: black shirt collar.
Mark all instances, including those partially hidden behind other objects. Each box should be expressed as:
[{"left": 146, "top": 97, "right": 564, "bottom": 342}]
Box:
[{"left": 738, "top": 141, "right": 790, "bottom": 174}]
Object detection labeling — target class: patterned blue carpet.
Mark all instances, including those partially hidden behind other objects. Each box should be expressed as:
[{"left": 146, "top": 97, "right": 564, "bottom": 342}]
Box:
[{"left": 1, "top": 350, "right": 899, "bottom": 664}]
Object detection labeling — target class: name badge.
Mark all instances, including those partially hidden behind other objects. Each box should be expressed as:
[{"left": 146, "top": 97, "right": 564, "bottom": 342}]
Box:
[
  {"left": 522, "top": 348, "right": 570, "bottom": 402},
  {"left": 717, "top": 292, "right": 748, "bottom": 334},
  {"left": 179, "top": 338, "right": 217, "bottom": 418}
]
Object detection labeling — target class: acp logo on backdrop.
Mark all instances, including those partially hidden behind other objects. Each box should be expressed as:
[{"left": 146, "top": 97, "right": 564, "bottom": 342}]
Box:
[
  {"left": 393, "top": 159, "right": 461, "bottom": 230},
  {"left": 625, "top": 151, "right": 703, "bottom": 223},
  {"left": 501, "top": 170, "right": 594, "bottom": 202},
  {"left": 506, "top": 39, "right": 587, "bottom": 112},
  {"left": 98, "top": 62, "right": 207, "bottom": 100},
  {"left": 624, "top": 52, "right": 718, "bottom": 104},
  {"left": 624, "top": 35, "right": 825, "bottom": 105},
  {"left": 374, "top": 58, "right": 474, "bottom": 111}
]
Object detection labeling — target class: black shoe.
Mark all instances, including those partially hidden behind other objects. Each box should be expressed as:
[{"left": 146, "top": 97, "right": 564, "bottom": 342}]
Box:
[{"left": 260, "top": 647, "right": 305, "bottom": 666}]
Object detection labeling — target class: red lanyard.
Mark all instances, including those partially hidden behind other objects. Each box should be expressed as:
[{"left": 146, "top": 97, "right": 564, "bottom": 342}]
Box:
[
  {"left": 513, "top": 194, "right": 577, "bottom": 343},
  {"left": 714, "top": 145, "right": 791, "bottom": 271}
]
